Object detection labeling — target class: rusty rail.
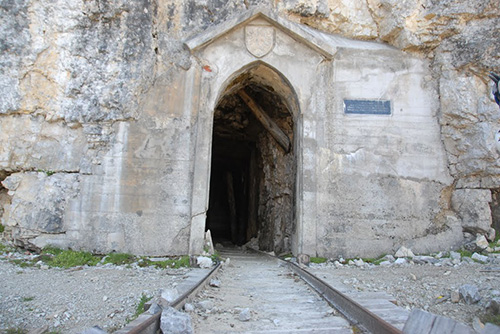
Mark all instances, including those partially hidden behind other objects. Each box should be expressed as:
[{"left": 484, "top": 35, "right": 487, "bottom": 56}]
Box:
[
  {"left": 115, "top": 260, "right": 221, "bottom": 334},
  {"left": 248, "top": 248, "right": 402, "bottom": 334},
  {"left": 118, "top": 249, "right": 402, "bottom": 334},
  {"left": 287, "top": 261, "right": 402, "bottom": 334}
]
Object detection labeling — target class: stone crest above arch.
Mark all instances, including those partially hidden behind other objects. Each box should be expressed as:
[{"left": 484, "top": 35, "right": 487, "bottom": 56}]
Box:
[{"left": 184, "top": 8, "right": 337, "bottom": 59}]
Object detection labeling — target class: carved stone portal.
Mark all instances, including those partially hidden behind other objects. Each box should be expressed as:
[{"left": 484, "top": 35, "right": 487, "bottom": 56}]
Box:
[{"left": 244, "top": 25, "right": 275, "bottom": 58}]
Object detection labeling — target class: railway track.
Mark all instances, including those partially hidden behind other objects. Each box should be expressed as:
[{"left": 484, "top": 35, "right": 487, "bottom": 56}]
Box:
[{"left": 118, "top": 248, "right": 406, "bottom": 334}]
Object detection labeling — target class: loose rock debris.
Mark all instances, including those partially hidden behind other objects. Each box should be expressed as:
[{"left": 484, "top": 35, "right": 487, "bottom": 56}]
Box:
[{"left": 1, "top": 246, "right": 500, "bottom": 332}]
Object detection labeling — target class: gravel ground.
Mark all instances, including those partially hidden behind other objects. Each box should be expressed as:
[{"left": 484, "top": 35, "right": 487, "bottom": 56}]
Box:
[
  {"left": 1, "top": 247, "right": 500, "bottom": 333},
  {"left": 0, "top": 251, "right": 192, "bottom": 333},
  {"left": 309, "top": 257, "right": 500, "bottom": 329}
]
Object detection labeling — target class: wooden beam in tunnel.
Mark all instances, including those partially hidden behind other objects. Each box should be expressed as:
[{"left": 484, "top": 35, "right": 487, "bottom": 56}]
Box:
[{"left": 237, "top": 90, "right": 291, "bottom": 153}]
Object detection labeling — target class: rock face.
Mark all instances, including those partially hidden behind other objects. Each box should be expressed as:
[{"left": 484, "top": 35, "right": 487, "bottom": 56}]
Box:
[{"left": 0, "top": 0, "right": 499, "bottom": 257}]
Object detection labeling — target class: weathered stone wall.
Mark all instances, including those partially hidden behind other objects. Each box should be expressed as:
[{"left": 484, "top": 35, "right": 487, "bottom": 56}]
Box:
[{"left": 1, "top": 0, "right": 499, "bottom": 256}]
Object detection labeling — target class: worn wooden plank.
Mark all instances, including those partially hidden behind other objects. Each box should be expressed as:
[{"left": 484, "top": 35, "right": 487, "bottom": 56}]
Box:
[
  {"left": 237, "top": 90, "right": 291, "bottom": 152},
  {"left": 403, "top": 309, "right": 476, "bottom": 334},
  {"left": 402, "top": 309, "right": 436, "bottom": 334}
]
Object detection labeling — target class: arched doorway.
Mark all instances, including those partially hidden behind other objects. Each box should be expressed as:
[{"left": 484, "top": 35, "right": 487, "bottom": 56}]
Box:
[{"left": 206, "top": 63, "right": 297, "bottom": 254}]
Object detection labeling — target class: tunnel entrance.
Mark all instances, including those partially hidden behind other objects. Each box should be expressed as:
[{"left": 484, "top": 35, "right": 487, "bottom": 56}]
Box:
[{"left": 206, "top": 64, "right": 296, "bottom": 254}]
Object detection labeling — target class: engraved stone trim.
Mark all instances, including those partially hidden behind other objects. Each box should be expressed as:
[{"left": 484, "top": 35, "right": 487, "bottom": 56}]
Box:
[{"left": 245, "top": 25, "right": 275, "bottom": 58}]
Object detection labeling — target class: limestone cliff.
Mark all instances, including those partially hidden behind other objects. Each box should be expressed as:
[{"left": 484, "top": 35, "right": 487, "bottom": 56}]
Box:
[{"left": 0, "top": 0, "right": 499, "bottom": 255}]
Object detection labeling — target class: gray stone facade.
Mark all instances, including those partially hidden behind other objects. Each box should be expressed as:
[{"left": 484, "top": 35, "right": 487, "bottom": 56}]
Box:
[{"left": 1, "top": 2, "right": 499, "bottom": 257}]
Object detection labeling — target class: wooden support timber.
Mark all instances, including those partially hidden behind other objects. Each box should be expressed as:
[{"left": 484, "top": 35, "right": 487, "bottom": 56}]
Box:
[{"left": 237, "top": 90, "right": 291, "bottom": 152}]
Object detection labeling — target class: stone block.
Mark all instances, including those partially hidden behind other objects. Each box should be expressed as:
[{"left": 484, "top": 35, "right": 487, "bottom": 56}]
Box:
[
  {"left": 459, "top": 284, "right": 481, "bottom": 304},
  {"left": 452, "top": 189, "right": 493, "bottom": 234},
  {"left": 160, "top": 307, "right": 193, "bottom": 334}
]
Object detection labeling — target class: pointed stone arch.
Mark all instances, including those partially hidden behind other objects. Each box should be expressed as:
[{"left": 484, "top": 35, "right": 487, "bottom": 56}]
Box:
[
  {"left": 186, "top": 10, "right": 331, "bottom": 256},
  {"left": 205, "top": 61, "right": 299, "bottom": 253}
]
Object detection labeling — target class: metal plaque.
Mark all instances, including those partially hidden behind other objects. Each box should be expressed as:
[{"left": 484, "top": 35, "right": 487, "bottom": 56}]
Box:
[{"left": 344, "top": 99, "right": 391, "bottom": 115}]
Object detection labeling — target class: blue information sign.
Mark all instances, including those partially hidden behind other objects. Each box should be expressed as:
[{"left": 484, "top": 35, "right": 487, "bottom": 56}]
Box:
[{"left": 344, "top": 99, "right": 391, "bottom": 115}]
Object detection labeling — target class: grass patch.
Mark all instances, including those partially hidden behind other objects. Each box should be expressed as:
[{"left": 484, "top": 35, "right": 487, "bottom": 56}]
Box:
[
  {"left": 103, "top": 253, "right": 136, "bottom": 265},
  {"left": 49, "top": 250, "right": 100, "bottom": 268},
  {"left": 360, "top": 257, "right": 377, "bottom": 264},
  {"left": 9, "top": 259, "right": 34, "bottom": 268},
  {"left": 37, "top": 169, "right": 55, "bottom": 176},
  {"left": 21, "top": 296, "right": 34, "bottom": 302},
  {"left": 128, "top": 294, "right": 153, "bottom": 322},
  {"left": 457, "top": 249, "right": 473, "bottom": 258},
  {"left": 310, "top": 257, "right": 327, "bottom": 264},
  {"left": 6, "top": 245, "right": 192, "bottom": 271},
  {"left": 3, "top": 328, "right": 27, "bottom": 334},
  {"left": 146, "top": 255, "right": 191, "bottom": 269},
  {"left": 0, "top": 224, "right": 4, "bottom": 233},
  {"left": 0, "top": 242, "right": 10, "bottom": 254},
  {"left": 211, "top": 251, "right": 220, "bottom": 263},
  {"left": 362, "top": 254, "right": 388, "bottom": 265},
  {"left": 40, "top": 246, "right": 100, "bottom": 268},
  {"left": 42, "top": 246, "right": 64, "bottom": 256},
  {"left": 481, "top": 313, "right": 500, "bottom": 326}
]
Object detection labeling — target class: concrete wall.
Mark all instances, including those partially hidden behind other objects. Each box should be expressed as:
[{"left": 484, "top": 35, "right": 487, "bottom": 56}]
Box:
[{"left": 315, "top": 48, "right": 460, "bottom": 257}]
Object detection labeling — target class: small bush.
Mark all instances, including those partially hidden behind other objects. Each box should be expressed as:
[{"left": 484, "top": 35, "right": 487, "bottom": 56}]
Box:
[{"left": 0, "top": 224, "right": 4, "bottom": 233}]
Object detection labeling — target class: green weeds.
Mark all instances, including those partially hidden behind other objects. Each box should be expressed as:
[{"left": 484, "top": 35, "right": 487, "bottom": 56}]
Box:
[
  {"left": 457, "top": 249, "right": 473, "bottom": 258},
  {"left": 103, "top": 253, "right": 136, "bottom": 265},
  {"left": 37, "top": 169, "right": 55, "bottom": 176},
  {"left": 310, "top": 257, "right": 327, "bottom": 264},
  {"left": 211, "top": 251, "right": 220, "bottom": 263},
  {"left": 3, "top": 328, "right": 27, "bottom": 334},
  {"left": 126, "top": 294, "right": 153, "bottom": 323},
  {"left": 4, "top": 245, "right": 192, "bottom": 270},
  {"left": 43, "top": 248, "right": 100, "bottom": 268},
  {"left": 138, "top": 255, "right": 191, "bottom": 269},
  {"left": 0, "top": 240, "right": 10, "bottom": 254},
  {"left": 9, "top": 259, "right": 33, "bottom": 268},
  {"left": 481, "top": 313, "right": 500, "bottom": 326}
]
